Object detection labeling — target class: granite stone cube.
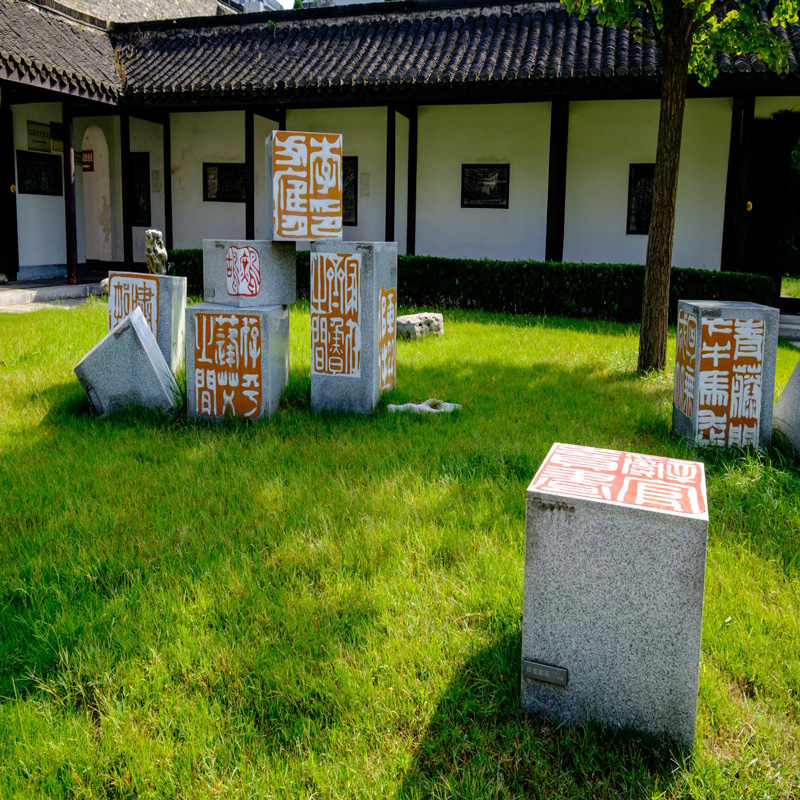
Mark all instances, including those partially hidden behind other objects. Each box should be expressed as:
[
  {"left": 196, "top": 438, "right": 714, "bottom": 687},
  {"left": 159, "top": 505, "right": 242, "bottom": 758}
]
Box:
[
  {"left": 773, "top": 357, "right": 800, "bottom": 457},
  {"left": 673, "top": 300, "right": 779, "bottom": 448},
  {"left": 202, "top": 239, "right": 296, "bottom": 308},
  {"left": 309, "top": 240, "right": 397, "bottom": 414},
  {"left": 108, "top": 271, "right": 187, "bottom": 373},
  {"left": 522, "top": 442, "right": 709, "bottom": 750},
  {"left": 186, "top": 303, "right": 289, "bottom": 421},
  {"left": 75, "top": 306, "right": 179, "bottom": 416}
]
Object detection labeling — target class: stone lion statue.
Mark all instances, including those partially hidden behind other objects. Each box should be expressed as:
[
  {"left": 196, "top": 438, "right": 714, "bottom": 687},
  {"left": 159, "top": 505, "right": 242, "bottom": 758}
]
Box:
[{"left": 145, "top": 229, "right": 168, "bottom": 275}]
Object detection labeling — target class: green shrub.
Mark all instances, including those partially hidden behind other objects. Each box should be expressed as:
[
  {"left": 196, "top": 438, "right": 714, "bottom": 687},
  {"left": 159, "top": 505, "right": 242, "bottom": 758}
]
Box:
[
  {"left": 173, "top": 249, "right": 776, "bottom": 324},
  {"left": 168, "top": 248, "right": 203, "bottom": 294}
]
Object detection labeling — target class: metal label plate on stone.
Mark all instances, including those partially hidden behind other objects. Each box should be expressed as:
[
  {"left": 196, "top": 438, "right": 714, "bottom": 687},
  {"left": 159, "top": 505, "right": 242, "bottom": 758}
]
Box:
[{"left": 523, "top": 659, "right": 568, "bottom": 688}]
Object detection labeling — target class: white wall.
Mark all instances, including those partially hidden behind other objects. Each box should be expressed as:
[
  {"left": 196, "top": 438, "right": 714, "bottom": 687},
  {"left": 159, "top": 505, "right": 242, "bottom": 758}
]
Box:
[
  {"left": 287, "top": 107, "right": 388, "bottom": 245},
  {"left": 755, "top": 96, "right": 800, "bottom": 118},
  {"left": 81, "top": 124, "right": 112, "bottom": 262},
  {"left": 130, "top": 117, "right": 166, "bottom": 262},
  {"left": 415, "top": 103, "right": 551, "bottom": 260},
  {"left": 563, "top": 98, "right": 731, "bottom": 270},
  {"left": 171, "top": 111, "right": 245, "bottom": 248},
  {"left": 395, "top": 112, "right": 409, "bottom": 255},
  {"left": 12, "top": 103, "right": 66, "bottom": 277}
]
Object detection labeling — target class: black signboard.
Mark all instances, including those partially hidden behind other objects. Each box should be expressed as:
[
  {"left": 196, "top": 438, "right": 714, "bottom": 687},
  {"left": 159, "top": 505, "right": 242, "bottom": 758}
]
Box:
[
  {"left": 131, "top": 152, "right": 151, "bottom": 227},
  {"left": 343, "top": 156, "right": 358, "bottom": 226},
  {"left": 461, "top": 164, "right": 510, "bottom": 209},
  {"left": 627, "top": 163, "right": 655, "bottom": 235},
  {"left": 16, "top": 150, "right": 62, "bottom": 196},
  {"left": 203, "top": 162, "right": 246, "bottom": 203}
]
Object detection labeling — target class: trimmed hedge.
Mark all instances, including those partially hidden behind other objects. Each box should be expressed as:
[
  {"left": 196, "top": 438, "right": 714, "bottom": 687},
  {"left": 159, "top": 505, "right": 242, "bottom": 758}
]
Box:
[
  {"left": 168, "top": 248, "right": 203, "bottom": 294},
  {"left": 171, "top": 248, "right": 776, "bottom": 324}
]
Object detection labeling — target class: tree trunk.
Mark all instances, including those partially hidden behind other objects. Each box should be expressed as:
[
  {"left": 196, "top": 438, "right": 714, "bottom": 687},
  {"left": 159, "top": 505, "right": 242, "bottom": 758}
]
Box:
[{"left": 637, "top": 19, "right": 692, "bottom": 372}]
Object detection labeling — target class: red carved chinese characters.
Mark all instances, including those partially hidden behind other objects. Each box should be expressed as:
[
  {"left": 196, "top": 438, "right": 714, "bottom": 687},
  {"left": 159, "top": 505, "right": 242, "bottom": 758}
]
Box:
[
  {"left": 310, "top": 253, "right": 360, "bottom": 377},
  {"left": 674, "top": 308, "right": 697, "bottom": 417},
  {"left": 378, "top": 285, "right": 396, "bottom": 392},
  {"left": 225, "top": 245, "right": 261, "bottom": 297},
  {"left": 272, "top": 131, "right": 342, "bottom": 240},
  {"left": 108, "top": 273, "right": 159, "bottom": 339},
  {"left": 697, "top": 317, "right": 764, "bottom": 446},
  {"left": 194, "top": 312, "right": 262, "bottom": 418},
  {"left": 531, "top": 443, "right": 706, "bottom": 517}
]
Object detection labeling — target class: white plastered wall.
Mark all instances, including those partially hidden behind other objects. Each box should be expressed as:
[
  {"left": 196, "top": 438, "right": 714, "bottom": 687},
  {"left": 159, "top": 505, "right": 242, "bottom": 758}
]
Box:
[
  {"left": 755, "top": 96, "right": 800, "bottom": 118},
  {"left": 563, "top": 98, "right": 731, "bottom": 270},
  {"left": 286, "top": 107, "right": 388, "bottom": 245},
  {"left": 395, "top": 112, "right": 409, "bottom": 255},
  {"left": 171, "top": 111, "right": 245, "bottom": 247},
  {"left": 415, "top": 103, "right": 551, "bottom": 260},
  {"left": 12, "top": 102, "right": 66, "bottom": 277}
]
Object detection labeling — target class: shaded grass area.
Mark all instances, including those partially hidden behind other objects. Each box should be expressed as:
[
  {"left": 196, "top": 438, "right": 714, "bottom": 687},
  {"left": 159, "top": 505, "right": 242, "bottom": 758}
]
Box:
[
  {"left": 782, "top": 275, "right": 800, "bottom": 298},
  {"left": 1, "top": 298, "right": 800, "bottom": 798}
]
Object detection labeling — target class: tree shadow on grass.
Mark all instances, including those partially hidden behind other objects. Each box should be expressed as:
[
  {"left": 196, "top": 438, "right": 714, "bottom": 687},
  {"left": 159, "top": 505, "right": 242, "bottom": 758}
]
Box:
[{"left": 398, "top": 631, "right": 683, "bottom": 800}]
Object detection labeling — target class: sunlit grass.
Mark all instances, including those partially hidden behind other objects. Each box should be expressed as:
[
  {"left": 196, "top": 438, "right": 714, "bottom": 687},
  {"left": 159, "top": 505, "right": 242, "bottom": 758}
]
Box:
[{"left": 1, "top": 297, "right": 799, "bottom": 798}]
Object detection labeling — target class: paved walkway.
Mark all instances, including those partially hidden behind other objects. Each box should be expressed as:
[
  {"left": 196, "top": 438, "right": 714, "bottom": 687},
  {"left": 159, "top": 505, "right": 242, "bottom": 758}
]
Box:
[
  {"left": 0, "top": 279, "right": 101, "bottom": 312},
  {"left": 779, "top": 313, "right": 800, "bottom": 348}
]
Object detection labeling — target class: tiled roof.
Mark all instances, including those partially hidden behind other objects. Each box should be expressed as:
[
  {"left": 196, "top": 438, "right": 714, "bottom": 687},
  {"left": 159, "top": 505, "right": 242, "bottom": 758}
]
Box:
[
  {"left": 112, "top": 0, "right": 800, "bottom": 105},
  {"left": 0, "top": 0, "right": 119, "bottom": 102}
]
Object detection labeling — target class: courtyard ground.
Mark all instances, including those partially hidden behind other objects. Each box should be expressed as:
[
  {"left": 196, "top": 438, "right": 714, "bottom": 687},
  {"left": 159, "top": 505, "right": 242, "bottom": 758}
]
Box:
[{"left": 1, "top": 298, "right": 799, "bottom": 798}]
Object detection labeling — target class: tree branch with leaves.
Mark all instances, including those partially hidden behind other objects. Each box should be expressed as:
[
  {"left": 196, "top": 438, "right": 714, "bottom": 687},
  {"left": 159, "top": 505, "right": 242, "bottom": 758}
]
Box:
[{"left": 563, "top": 0, "right": 798, "bottom": 371}]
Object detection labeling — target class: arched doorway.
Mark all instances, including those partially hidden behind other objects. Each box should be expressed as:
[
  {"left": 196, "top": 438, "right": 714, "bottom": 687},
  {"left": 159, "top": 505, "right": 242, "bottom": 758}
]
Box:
[{"left": 81, "top": 125, "right": 112, "bottom": 263}]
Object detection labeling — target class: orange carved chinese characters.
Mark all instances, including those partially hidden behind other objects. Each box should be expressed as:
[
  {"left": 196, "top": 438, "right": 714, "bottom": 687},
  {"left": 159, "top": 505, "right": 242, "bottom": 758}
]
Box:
[
  {"left": 310, "top": 252, "right": 360, "bottom": 377},
  {"left": 108, "top": 273, "right": 159, "bottom": 339},
  {"left": 696, "top": 317, "right": 764, "bottom": 446},
  {"left": 225, "top": 245, "right": 261, "bottom": 297},
  {"left": 531, "top": 443, "right": 706, "bottom": 517},
  {"left": 194, "top": 312, "right": 262, "bottom": 418},
  {"left": 272, "top": 131, "right": 342, "bottom": 240},
  {"left": 378, "top": 285, "right": 396, "bottom": 392},
  {"left": 674, "top": 308, "right": 696, "bottom": 417}
]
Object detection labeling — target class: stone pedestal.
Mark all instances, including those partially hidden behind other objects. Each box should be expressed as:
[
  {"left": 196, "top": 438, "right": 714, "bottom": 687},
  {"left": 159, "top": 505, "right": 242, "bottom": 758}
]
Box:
[
  {"left": 202, "top": 239, "right": 296, "bottom": 307},
  {"left": 76, "top": 307, "right": 178, "bottom": 416},
  {"left": 673, "top": 300, "right": 779, "bottom": 448},
  {"left": 186, "top": 303, "right": 289, "bottom": 421},
  {"left": 522, "top": 442, "right": 708, "bottom": 750},
  {"left": 108, "top": 271, "right": 187, "bottom": 373},
  {"left": 773, "top": 358, "right": 800, "bottom": 457},
  {"left": 309, "top": 241, "right": 397, "bottom": 414}
]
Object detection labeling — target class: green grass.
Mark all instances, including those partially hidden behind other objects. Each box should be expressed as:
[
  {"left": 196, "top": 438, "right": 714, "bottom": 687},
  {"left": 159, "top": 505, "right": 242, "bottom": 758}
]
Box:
[
  {"left": 783, "top": 275, "right": 800, "bottom": 298},
  {"left": 1, "top": 298, "right": 800, "bottom": 798}
]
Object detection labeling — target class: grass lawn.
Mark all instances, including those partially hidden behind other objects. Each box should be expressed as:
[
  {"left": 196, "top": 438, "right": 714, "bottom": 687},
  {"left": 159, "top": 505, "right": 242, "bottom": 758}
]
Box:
[
  {"left": 782, "top": 275, "right": 800, "bottom": 299},
  {"left": 1, "top": 298, "right": 800, "bottom": 798}
]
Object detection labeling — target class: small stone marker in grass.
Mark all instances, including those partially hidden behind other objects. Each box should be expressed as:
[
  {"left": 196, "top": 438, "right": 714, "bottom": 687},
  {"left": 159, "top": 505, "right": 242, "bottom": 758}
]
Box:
[
  {"left": 522, "top": 442, "right": 708, "bottom": 750},
  {"left": 186, "top": 304, "right": 289, "bottom": 421},
  {"left": 202, "top": 239, "right": 296, "bottom": 308},
  {"left": 773, "top": 358, "right": 800, "bottom": 457},
  {"left": 75, "top": 306, "right": 178, "bottom": 416},
  {"left": 108, "top": 271, "right": 187, "bottom": 373},
  {"left": 397, "top": 312, "right": 443, "bottom": 340},
  {"left": 672, "top": 300, "right": 779, "bottom": 448},
  {"left": 309, "top": 241, "right": 397, "bottom": 414}
]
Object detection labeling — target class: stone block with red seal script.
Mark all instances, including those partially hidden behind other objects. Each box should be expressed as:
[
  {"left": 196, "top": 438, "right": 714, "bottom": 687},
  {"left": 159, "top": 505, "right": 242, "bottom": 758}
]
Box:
[{"left": 521, "top": 442, "right": 709, "bottom": 750}]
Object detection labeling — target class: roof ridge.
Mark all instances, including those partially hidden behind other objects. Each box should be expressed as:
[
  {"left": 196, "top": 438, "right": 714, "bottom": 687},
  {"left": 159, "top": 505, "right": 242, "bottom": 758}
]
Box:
[{"left": 111, "top": 0, "right": 564, "bottom": 35}]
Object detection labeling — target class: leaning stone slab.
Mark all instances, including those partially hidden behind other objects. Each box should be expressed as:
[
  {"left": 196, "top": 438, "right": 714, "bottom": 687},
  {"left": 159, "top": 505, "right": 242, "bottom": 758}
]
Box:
[
  {"left": 397, "top": 313, "right": 443, "bottom": 339},
  {"left": 522, "top": 442, "right": 708, "bottom": 750},
  {"left": 186, "top": 303, "right": 289, "bottom": 421},
  {"left": 309, "top": 241, "right": 397, "bottom": 414},
  {"left": 773, "top": 357, "right": 800, "bottom": 457},
  {"left": 75, "top": 306, "right": 178, "bottom": 416},
  {"left": 108, "top": 271, "right": 187, "bottom": 374},
  {"left": 202, "top": 239, "right": 296, "bottom": 308},
  {"left": 673, "top": 300, "right": 779, "bottom": 448}
]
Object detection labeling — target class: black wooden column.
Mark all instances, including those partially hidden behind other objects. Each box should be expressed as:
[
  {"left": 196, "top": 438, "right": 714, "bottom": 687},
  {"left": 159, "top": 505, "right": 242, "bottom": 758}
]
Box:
[
  {"left": 385, "top": 105, "right": 396, "bottom": 242},
  {"left": 62, "top": 101, "right": 78, "bottom": 284},
  {"left": 120, "top": 111, "right": 133, "bottom": 266},
  {"left": 163, "top": 112, "right": 173, "bottom": 251},
  {"left": 245, "top": 108, "right": 255, "bottom": 239},
  {"left": 721, "top": 95, "right": 755, "bottom": 271},
  {"left": 1, "top": 95, "right": 19, "bottom": 281},
  {"left": 406, "top": 105, "right": 418, "bottom": 255},
  {"left": 545, "top": 99, "right": 570, "bottom": 263}
]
